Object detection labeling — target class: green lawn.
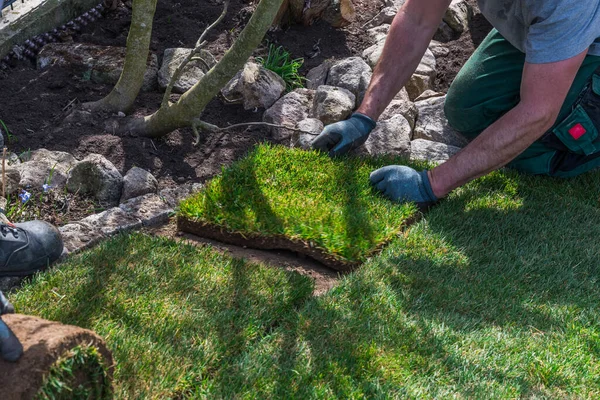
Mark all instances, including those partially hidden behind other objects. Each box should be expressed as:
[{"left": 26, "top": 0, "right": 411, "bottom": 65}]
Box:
[{"left": 12, "top": 163, "right": 600, "bottom": 398}]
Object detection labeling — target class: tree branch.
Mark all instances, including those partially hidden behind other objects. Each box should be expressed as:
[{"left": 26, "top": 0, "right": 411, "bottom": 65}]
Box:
[{"left": 161, "top": 0, "right": 230, "bottom": 108}]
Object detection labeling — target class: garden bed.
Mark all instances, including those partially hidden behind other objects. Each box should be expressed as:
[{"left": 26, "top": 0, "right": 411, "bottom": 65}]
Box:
[{"left": 177, "top": 144, "right": 419, "bottom": 270}]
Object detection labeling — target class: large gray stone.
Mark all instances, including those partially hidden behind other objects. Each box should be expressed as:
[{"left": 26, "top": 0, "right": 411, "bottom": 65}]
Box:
[
  {"left": 364, "top": 7, "right": 396, "bottom": 28},
  {"left": 326, "top": 57, "right": 372, "bottom": 106},
  {"left": 312, "top": 85, "right": 355, "bottom": 125},
  {"left": 120, "top": 193, "right": 173, "bottom": 226},
  {"left": 66, "top": 154, "right": 123, "bottom": 205},
  {"left": 159, "top": 183, "right": 203, "bottom": 209},
  {"left": 363, "top": 40, "right": 385, "bottom": 69},
  {"left": 367, "top": 24, "right": 390, "bottom": 43},
  {"left": 221, "top": 61, "right": 286, "bottom": 110},
  {"left": 410, "top": 138, "right": 461, "bottom": 163},
  {"left": 80, "top": 207, "right": 142, "bottom": 236},
  {"left": 263, "top": 88, "right": 315, "bottom": 143},
  {"left": 406, "top": 49, "right": 437, "bottom": 100},
  {"left": 293, "top": 118, "right": 323, "bottom": 150},
  {"left": 413, "top": 95, "right": 468, "bottom": 147},
  {"left": 306, "top": 60, "right": 333, "bottom": 90},
  {"left": 158, "top": 48, "right": 213, "bottom": 93},
  {"left": 443, "top": 0, "right": 471, "bottom": 33},
  {"left": 37, "top": 43, "right": 158, "bottom": 91},
  {"left": 59, "top": 222, "right": 104, "bottom": 254},
  {"left": 379, "top": 88, "right": 418, "bottom": 129},
  {"left": 10, "top": 149, "right": 77, "bottom": 190},
  {"left": 355, "top": 114, "right": 411, "bottom": 157},
  {"left": 121, "top": 166, "right": 158, "bottom": 202}
]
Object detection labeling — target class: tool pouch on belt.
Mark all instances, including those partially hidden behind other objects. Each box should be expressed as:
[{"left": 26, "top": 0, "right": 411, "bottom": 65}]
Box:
[{"left": 542, "top": 71, "right": 600, "bottom": 156}]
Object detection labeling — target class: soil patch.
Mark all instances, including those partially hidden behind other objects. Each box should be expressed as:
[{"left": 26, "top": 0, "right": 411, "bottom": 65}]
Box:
[
  {"left": 146, "top": 219, "right": 340, "bottom": 296},
  {"left": 178, "top": 217, "right": 359, "bottom": 272}
]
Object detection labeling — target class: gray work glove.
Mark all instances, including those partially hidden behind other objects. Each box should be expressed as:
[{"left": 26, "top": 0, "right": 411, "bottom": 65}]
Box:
[
  {"left": 311, "top": 113, "right": 376, "bottom": 157},
  {"left": 370, "top": 165, "right": 438, "bottom": 211}
]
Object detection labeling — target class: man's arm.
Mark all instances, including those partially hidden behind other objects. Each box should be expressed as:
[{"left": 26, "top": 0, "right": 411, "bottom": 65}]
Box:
[
  {"left": 357, "top": 0, "right": 452, "bottom": 120},
  {"left": 428, "top": 50, "right": 588, "bottom": 198}
]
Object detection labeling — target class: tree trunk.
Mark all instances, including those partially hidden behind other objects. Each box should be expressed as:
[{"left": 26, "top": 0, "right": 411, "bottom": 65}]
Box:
[
  {"left": 127, "top": 0, "right": 285, "bottom": 138},
  {"left": 84, "top": 0, "right": 158, "bottom": 113}
]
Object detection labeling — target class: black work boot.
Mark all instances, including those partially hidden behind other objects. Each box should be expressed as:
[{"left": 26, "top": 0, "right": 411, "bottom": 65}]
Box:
[{"left": 0, "top": 221, "right": 64, "bottom": 276}]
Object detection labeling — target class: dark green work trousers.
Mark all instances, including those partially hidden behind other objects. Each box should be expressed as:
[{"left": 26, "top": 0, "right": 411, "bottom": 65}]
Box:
[{"left": 444, "top": 29, "right": 600, "bottom": 177}]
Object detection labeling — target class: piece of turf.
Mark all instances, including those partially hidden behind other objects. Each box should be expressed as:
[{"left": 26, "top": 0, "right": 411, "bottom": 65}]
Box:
[{"left": 177, "top": 144, "right": 421, "bottom": 270}]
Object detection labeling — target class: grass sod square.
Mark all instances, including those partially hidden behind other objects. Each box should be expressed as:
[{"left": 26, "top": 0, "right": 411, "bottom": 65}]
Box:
[{"left": 177, "top": 144, "right": 422, "bottom": 270}]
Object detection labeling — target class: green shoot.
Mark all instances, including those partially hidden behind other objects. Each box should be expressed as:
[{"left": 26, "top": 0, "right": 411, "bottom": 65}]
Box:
[{"left": 257, "top": 44, "right": 305, "bottom": 91}]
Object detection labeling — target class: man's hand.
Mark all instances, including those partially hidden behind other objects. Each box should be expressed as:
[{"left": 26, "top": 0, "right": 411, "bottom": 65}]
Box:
[
  {"left": 311, "top": 113, "right": 376, "bottom": 157},
  {"left": 370, "top": 165, "right": 438, "bottom": 210}
]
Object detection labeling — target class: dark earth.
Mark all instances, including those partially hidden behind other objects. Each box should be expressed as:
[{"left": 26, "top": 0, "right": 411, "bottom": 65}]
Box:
[{"left": 0, "top": 0, "right": 490, "bottom": 192}]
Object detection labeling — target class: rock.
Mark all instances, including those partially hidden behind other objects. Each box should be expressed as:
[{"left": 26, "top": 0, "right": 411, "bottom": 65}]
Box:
[
  {"left": 120, "top": 193, "right": 173, "bottom": 226},
  {"left": 367, "top": 24, "right": 390, "bottom": 43},
  {"left": 159, "top": 183, "right": 203, "bottom": 208},
  {"left": 443, "top": 0, "right": 471, "bottom": 34},
  {"left": 59, "top": 222, "right": 104, "bottom": 254},
  {"left": 363, "top": 40, "right": 385, "bottom": 69},
  {"left": 355, "top": 114, "right": 411, "bottom": 157},
  {"left": 80, "top": 207, "right": 142, "bottom": 236},
  {"left": 0, "top": 168, "right": 21, "bottom": 195},
  {"left": 120, "top": 167, "right": 158, "bottom": 202},
  {"left": 263, "top": 88, "right": 315, "bottom": 143},
  {"left": 221, "top": 61, "right": 286, "bottom": 110},
  {"left": 306, "top": 61, "right": 332, "bottom": 90},
  {"left": 9, "top": 149, "right": 77, "bottom": 190},
  {"left": 434, "top": 21, "right": 456, "bottom": 42},
  {"left": 6, "top": 153, "right": 20, "bottom": 166},
  {"left": 326, "top": 57, "right": 372, "bottom": 106},
  {"left": 66, "top": 154, "right": 123, "bottom": 205},
  {"left": 293, "top": 118, "right": 323, "bottom": 149},
  {"left": 405, "top": 49, "right": 436, "bottom": 100},
  {"left": 311, "top": 85, "right": 355, "bottom": 125},
  {"left": 429, "top": 40, "right": 450, "bottom": 58},
  {"left": 413, "top": 95, "right": 468, "bottom": 147},
  {"left": 379, "top": 88, "right": 418, "bottom": 129},
  {"left": 383, "top": 0, "right": 406, "bottom": 8},
  {"left": 410, "top": 138, "right": 462, "bottom": 163},
  {"left": 321, "top": 0, "right": 356, "bottom": 28},
  {"left": 37, "top": 43, "right": 158, "bottom": 92},
  {"left": 158, "top": 48, "right": 214, "bottom": 93},
  {"left": 415, "top": 90, "right": 445, "bottom": 102},
  {"left": 364, "top": 7, "right": 397, "bottom": 28},
  {"left": 28, "top": 148, "right": 77, "bottom": 167}
]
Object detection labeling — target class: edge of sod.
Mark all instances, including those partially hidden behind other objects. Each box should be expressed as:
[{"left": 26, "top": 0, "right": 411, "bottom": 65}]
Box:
[{"left": 176, "top": 214, "right": 420, "bottom": 271}]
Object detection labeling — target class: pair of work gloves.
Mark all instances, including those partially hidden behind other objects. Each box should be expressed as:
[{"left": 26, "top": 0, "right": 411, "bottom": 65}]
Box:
[{"left": 311, "top": 113, "right": 438, "bottom": 211}]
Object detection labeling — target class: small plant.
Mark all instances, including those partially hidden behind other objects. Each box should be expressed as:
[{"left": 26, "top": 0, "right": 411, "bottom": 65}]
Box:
[
  {"left": 257, "top": 44, "right": 305, "bottom": 91},
  {"left": 0, "top": 119, "right": 16, "bottom": 144}
]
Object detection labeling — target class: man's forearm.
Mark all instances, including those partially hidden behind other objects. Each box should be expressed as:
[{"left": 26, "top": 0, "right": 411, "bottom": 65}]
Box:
[
  {"left": 428, "top": 103, "right": 556, "bottom": 197},
  {"left": 357, "top": 1, "right": 449, "bottom": 120}
]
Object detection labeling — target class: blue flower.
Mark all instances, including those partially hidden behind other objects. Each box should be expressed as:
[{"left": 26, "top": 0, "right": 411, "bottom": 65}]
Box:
[
  {"left": 42, "top": 183, "right": 52, "bottom": 192},
  {"left": 18, "top": 190, "right": 31, "bottom": 204}
]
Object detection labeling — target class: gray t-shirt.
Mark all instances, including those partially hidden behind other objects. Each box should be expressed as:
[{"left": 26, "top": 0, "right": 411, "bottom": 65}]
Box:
[{"left": 478, "top": 0, "right": 600, "bottom": 63}]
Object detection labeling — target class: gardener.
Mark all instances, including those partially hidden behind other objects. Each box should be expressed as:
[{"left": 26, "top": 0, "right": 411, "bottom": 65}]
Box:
[{"left": 312, "top": 0, "right": 600, "bottom": 210}]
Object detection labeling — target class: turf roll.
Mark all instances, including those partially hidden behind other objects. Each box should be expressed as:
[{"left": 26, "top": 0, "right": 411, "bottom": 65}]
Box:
[
  {"left": 177, "top": 144, "right": 420, "bottom": 270},
  {"left": 0, "top": 314, "right": 113, "bottom": 400}
]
